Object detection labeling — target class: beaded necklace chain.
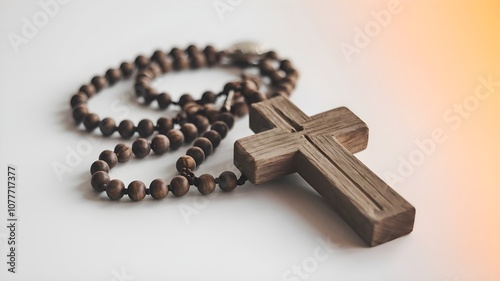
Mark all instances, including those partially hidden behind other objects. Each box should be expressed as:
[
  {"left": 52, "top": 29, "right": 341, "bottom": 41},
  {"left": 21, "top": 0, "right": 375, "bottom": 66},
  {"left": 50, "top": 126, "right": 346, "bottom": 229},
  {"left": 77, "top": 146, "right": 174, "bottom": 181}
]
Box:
[{"left": 70, "top": 43, "right": 298, "bottom": 201}]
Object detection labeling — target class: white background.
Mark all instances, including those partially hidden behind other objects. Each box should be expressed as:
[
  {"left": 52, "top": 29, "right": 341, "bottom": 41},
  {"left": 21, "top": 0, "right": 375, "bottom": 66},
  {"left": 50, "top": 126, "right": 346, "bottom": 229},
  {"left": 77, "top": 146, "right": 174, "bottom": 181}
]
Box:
[{"left": 0, "top": 0, "right": 499, "bottom": 280}]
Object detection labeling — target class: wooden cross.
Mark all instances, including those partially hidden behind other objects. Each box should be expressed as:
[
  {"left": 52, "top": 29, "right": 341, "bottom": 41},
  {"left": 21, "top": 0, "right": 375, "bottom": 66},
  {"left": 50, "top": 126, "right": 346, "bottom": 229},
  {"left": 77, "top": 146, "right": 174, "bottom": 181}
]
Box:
[{"left": 234, "top": 95, "right": 415, "bottom": 246}]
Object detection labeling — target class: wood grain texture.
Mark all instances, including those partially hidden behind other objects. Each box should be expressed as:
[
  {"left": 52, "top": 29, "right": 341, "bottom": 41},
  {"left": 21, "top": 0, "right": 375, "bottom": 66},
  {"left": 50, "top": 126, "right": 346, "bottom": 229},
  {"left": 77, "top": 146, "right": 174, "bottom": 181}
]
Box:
[{"left": 234, "top": 95, "right": 415, "bottom": 246}]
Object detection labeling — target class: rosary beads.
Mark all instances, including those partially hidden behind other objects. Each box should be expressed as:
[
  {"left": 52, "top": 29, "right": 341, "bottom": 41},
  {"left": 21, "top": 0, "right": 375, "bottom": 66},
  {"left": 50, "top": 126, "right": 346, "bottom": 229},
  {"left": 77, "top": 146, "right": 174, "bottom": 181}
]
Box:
[{"left": 70, "top": 43, "right": 298, "bottom": 201}]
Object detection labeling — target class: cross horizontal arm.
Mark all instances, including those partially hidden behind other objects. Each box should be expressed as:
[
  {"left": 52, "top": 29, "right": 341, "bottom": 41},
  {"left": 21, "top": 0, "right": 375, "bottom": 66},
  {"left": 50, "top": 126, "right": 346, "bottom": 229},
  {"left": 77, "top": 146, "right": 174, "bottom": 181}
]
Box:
[
  {"left": 234, "top": 129, "right": 300, "bottom": 183},
  {"left": 235, "top": 104, "right": 369, "bottom": 184}
]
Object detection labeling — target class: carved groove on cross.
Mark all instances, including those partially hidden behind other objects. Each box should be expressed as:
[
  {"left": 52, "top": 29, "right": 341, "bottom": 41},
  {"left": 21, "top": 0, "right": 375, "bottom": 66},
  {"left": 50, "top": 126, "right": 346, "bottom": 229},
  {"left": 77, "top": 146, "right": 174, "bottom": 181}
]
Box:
[{"left": 303, "top": 134, "right": 384, "bottom": 210}]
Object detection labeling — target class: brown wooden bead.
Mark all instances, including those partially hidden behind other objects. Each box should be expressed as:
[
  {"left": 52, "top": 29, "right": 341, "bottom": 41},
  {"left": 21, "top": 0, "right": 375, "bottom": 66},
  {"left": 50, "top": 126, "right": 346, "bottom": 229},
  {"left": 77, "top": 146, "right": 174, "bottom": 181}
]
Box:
[
  {"left": 200, "top": 91, "right": 217, "bottom": 104},
  {"left": 223, "top": 81, "right": 242, "bottom": 94},
  {"left": 269, "top": 71, "right": 283, "bottom": 85},
  {"left": 187, "top": 45, "right": 206, "bottom": 67},
  {"left": 178, "top": 94, "right": 194, "bottom": 107},
  {"left": 182, "top": 101, "right": 201, "bottom": 115},
  {"left": 216, "top": 112, "right": 235, "bottom": 129},
  {"left": 171, "top": 50, "right": 189, "bottom": 70},
  {"left": 211, "top": 121, "right": 229, "bottom": 139},
  {"left": 99, "top": 150, "right": 118, "bottom": 168},
  {"left": 91, "top": 76, "right": 108, "bottom": 92},
  {"left": 136, "top": 76, "right": 150, "bottom": 84},
  {"left": 143, "top": 87, "right": 158, "bottom": 105},
  {"left": 186, "top": 45, "right": 199, "bottom": 56},
  {"left": 193, "top": 137, "right": 213, "bottom": 157},
  {"left": 135, "top": 55, "right": 150, "bottom": 69},
  {"left": 120, "top": 61, "right": 135, "bottom": 78},
  {"left": 276, "top": 82, "right": 293, "bottom": 96},
  {"left": 137, "top": 119, "right": 155, "bottom": 138},
  {"left": 151, "top": 50, "right": 167, "bottom": 62},
  {"left": 218, "top": 171, "right": 237, "bottom": 192},
  {"left": 79, "top": 84, "right": 96, "bottom": 97},
  {"left": 99, "top": 117, "right": 116, "bottom": 136},
  {"left": 231, "top": 101, "right": 248, "bottom": 117},
  {"left": 203, "top": 103, "right": 215, "bottom": 111},
  {"left": 169, "top": 47, "right": 183, "bottom": 57},
  {"left": 241, "top": 74, "right": 261, "bottom": 89},
  {"left": 191, "top": 115, "right": 209, "bottom": 133},
  {"left": 147, "top": 63, "right": 162, "bottom": 78},
  {"left": 241, "top": 80, "right": 258, "bottom": 95},
  {"left": 176, "top": 155, "right": 196, "bottom": 172},
  {"left": 118, "top": 120, "right": 135, "bottom": 139},
  {"left": 265, "top": 50, "right": 278, "bottom": 60},
  {"left": 91, "top": 171, "right": 110, "bottom": 192},
  {"left": 135, "top": 75, "right": 150, "bottom": 86},
  {"left": 114, "top": 144, "right": 133, "bottom": 163},
  {"left": 106, "top": 179, "right": 125, "bottom": 200},
  {"left": 205, "top": 108, "right": 220, "bottom": 123},
  {"left": 105, "top": 68, "right": 122, "bottom": 85},
  {"left": 180, "top": 123, "right": 198, "bottom": 143},
  {"left": 83, "top": 113, "right": 100, "bottom": 132},
  {"left": 203, "top": 45, "right": 218, "bottom": 66},
  {"left": 166, "top": 129, "right": 184, "bottom": 150},
  {"left": 151, "top": 135, "right": 170, "bottom": 155},
  {"left": 279, "top": 59, "right": 294, "bottom": 73},
  {"left": 202, "top": 130, "right": 221, "bottom": 149},
  {"left": 136, "top": 75, "right": 151, "bottom": 86},
  {"left": 281, "top": 76, "right": 297, "bottom": 88},
  {"left": 158, "top": 57, "right": 172, "bottom": 73},
  {"left": 135, "top": 76, "right": 151, "bottom": 85},
  {"left": 287, "top": 68, "right": 299, "bottom": 79},
  {"left": 132, "top": 77, "right": 147, "bottom": 86},
  {"left": 196, "top": 174, "right": 216, "bottom": 195},
  {"left": 132, "top": 138, "right": 151, "bottom": 158},
  {"left": 137, "top": 83, "right": 150, "bottom": 95},
  {"left": 128, "top": 180, "right": 147, "bottom": 201},
  {"left": 157, "top": 117, "right": 173, "bottom": 135},
  {"left": 137, "top": 69, "right": 154, "bottom": 80},
  {"left": 136, "top": 71, "right": 152, "bottom": 82},
  {"left": 183, "top": 100, "right": 201, "bottom": 110},
  {"left": 190, "top": 53, "right": 206, "bottom": 69},
  {"left": 150, "top": 179, "right": 169, "bottom": 199},
  {"left": 70, "top": 93, "right": 88, "bottom": 108},
  {"left": 134, "top": 81, "right": 148, "bottom": 97},
  {"left": 175, "top": 56, "right": 190, "bottom": 70},
  {"left": 157, "top": 93, "right": 172, "bottom": 109},
  {"left": 90, "top": 160, "right": 109, "bottom": 175},
  {"left": 259, "top": 59, "right": 275, "bottom": 76},
  {"left": 72, "top": 105, "right": 88, "bottom": 124},
  {"left": 170, "top": 176, "right": 190, "bottom": 196},
  {"left": 186, "top": 147, "right": 205, "bottom": 165},
  {"left": 244, "top": 90, "right": 266, "bottom": 104}
]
